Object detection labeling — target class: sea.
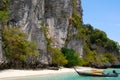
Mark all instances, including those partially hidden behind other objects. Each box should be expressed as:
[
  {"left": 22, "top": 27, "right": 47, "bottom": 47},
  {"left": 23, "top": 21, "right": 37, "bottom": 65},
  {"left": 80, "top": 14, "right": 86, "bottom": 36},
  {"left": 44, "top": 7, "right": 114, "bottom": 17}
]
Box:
[{"left": 1, "top": 68, "right": 120, "bottom": 80}]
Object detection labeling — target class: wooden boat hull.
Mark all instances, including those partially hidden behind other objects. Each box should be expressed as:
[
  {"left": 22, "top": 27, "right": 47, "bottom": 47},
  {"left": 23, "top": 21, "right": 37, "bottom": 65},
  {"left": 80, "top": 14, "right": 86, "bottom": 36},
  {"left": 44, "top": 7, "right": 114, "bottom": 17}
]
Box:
[
  {"left": 77, "top": 71, "right": 118, "bottom": 77},
  {"left": 74, "top": 67, "right": 118, "bottom": 77}
]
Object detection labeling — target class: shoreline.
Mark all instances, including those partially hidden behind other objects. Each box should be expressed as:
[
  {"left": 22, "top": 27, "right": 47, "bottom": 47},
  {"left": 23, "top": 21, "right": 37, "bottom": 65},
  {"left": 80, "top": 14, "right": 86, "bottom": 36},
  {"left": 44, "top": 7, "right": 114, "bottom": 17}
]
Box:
[
  {"left": 0, "top": 68, "right": 75, "bottom": 79},
  {"left": 0, "top": 67, "right": 98, "bottom": 79}
]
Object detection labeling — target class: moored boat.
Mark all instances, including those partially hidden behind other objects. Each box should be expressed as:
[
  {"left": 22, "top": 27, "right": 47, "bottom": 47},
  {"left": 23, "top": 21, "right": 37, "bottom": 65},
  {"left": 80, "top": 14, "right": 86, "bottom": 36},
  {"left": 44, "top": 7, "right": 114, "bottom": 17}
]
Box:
[
  {"left": 74, "top": 68, "right": 118, "bottom": 77},
  {"left": 76, "top": 71, "right": 118, "bottom": 77}
]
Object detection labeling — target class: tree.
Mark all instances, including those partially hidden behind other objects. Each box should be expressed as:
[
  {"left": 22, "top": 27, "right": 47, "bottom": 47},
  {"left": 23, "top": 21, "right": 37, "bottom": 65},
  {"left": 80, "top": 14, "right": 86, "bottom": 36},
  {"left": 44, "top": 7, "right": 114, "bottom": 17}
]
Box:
[
  {"left": 83, "top": 24, "right": 94, "bottom": 35},
  {"left": 48, "top": 47, "right": 68, "bottom": 66},
  {"left": 2, "top": 27, "right": 39, "bottom": 62},
  {"left": 90, "top": 29, "right": 107, "bottom": 46},
  {"left": 61, "top": 47, "right": 83, "bottom": 67},
  {"left": 83, "top": 44, "right": 96, "bottom": 65}
]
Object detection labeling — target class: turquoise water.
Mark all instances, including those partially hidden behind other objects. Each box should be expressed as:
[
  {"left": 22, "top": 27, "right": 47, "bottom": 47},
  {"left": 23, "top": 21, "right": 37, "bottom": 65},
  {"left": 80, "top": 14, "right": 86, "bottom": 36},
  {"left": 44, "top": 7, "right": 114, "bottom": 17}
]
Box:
[{"left": 2, "top": 69, "right": 120, "bottom": 80}]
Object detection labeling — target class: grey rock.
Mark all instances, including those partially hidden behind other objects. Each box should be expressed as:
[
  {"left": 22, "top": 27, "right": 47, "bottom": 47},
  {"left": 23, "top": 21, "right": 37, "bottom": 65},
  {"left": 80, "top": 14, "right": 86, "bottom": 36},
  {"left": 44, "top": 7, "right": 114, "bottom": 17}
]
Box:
[
  {"left": 0, "top": 22, "right": 3, "bottom": 64},
  {"left": 67, "top": 39, "right": 84, "bottom": 57},
  {"left": 45, "top": 0, "right": 73, "bottom": 48},
  {"left": 9, "top": 0, "right": 49, "bottom": 64},
  {"left": 7, "top": 0, "right": 83, "bottom": 65}
]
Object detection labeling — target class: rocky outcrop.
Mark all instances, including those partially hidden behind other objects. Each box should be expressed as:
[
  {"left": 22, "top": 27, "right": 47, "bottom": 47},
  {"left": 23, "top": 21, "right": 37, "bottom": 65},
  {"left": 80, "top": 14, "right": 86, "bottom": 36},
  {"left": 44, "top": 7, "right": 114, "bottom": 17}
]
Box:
[{"left": 8, "top": 0, "right": 83, "bottom": 65}]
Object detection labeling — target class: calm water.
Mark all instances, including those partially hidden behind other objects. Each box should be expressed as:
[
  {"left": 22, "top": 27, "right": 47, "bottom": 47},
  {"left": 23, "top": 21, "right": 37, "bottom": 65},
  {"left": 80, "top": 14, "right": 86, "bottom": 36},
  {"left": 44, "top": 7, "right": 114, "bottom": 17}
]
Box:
[{"left": 2, "top": 69, "right": 120, "bottom": 80}]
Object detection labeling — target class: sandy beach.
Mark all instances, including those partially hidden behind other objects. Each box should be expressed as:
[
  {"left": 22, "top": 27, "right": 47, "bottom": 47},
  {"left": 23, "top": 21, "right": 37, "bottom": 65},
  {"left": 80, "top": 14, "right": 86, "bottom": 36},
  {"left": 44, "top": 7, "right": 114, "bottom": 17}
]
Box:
[{"left": 0, "top": 67, "right": 97, "bottom": 80}]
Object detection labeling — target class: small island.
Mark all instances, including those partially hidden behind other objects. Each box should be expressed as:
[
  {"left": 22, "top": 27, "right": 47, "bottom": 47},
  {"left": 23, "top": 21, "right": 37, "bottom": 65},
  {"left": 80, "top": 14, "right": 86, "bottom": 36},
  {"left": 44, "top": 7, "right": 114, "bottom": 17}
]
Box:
[{"left": 0, "top": 0, "right": 120, "bottom": 79}]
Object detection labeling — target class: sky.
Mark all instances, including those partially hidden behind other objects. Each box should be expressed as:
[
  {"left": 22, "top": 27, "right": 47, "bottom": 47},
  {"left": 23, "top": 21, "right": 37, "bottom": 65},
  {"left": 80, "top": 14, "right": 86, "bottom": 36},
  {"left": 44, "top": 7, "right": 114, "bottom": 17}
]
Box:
[{"left": 81, "top": 0, "right": 120, "bottom": 44}]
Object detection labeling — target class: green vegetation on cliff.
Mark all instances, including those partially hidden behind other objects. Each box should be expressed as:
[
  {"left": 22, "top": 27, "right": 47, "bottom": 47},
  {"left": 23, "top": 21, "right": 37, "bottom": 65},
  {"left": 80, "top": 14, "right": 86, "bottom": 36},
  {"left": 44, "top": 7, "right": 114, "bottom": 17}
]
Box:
[
  {"left": 67, "top": 0, "right": 120, "bottom": 67},
  {"left": 0, "top": 0, "right": 120, "bottom": 69},
  {"left": 48, "top": 47, "right": 68, "bottom": 66},
  {"left": 61, "top": 48, "right": 84, "bottom": 67},
  {"left": 2, "top": 27, "right": 39, "bottom": 62},
  {"left": 42, "top": 26, "right": 68, "bottom": 66},
  {"left": 84, "top": 24, "right": 120, "bottom": 53},
  {"left": 71, "top": 0, "right": 85, "bottom": 39},
  {"left": 82, "top": 24, "right": 120, "bottom": 67},
  {"left": 0, "top": 0, "right": 9, "bottom": 26}
]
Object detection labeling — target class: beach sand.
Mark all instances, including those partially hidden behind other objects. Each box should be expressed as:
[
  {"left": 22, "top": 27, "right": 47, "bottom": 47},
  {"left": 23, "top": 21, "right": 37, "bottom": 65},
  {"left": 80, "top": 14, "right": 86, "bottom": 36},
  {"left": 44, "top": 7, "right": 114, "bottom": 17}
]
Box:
[{"left": 0, "top": 67, "right": 98, "bottom": 79}]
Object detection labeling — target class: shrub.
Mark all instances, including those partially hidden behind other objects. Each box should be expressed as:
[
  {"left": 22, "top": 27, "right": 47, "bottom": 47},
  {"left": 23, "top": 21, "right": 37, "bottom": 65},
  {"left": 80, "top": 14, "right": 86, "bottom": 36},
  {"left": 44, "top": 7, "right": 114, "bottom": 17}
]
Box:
[
  {"left": 48, "top": 47, "right": 68, "bottom": 66},
  {"left": 94, "top": 54, "right": 109, "bottom": 64},
  {"left": 2, "top": 27, "right": 39, "bottom": 62},
  {"left": 104, "top": 53, "right": 118, "bottom": 63},
  {"left": 61, "top": 47, "right": 83, "bottom": 67}
]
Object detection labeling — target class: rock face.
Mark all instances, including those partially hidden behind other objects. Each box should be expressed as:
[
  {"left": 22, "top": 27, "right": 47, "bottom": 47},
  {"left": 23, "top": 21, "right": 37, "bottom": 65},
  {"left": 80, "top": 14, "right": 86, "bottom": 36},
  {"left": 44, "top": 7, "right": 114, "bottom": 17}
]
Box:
[
  {"left": 9, "top": 0, "right": 48, "bottom": 64},
  {"left": 8, "top": 0, "right": 83, "bottom": 64},
  {"left": 76, "top": 0, "right": 83, "bottom": 18},
  {"left": 0, "top": 22, "right": 3, "bottom": 64},
  {"left": 67, "top": 39, "right": 84, "bottom": 57},
  {"left": 45, "top": 0, "right": 73, "bottom": 48}
]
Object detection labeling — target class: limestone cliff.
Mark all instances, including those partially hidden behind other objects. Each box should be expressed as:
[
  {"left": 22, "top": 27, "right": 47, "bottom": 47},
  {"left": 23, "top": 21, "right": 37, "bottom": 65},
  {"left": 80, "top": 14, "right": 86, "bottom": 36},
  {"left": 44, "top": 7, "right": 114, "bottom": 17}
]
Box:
[
  {"left": 0, "top": 22, "right": 3, "bottom": 64},
  {"left": 7, "top": 0, "right": 83, "bottom": 64}
]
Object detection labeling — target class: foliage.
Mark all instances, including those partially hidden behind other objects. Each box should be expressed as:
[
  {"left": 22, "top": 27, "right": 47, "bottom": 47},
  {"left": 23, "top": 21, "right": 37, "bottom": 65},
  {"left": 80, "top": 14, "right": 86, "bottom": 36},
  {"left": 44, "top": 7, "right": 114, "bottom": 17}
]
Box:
[
  {"left": 83, "top": 24, "right": 120, "bottom": 54},
  {"left": 61, "top": 47, "right": 83, "bottom": 67},
  {"left": 41, "top": 26, "right": 52, "bottom": 46},
  {"left": 42, "top": 26, "right": 67, "bottom": 66},
  {"left": 94, "top": 54, "right": 109, "bottom": 64},
  {"left": 72, "top": 0, "right": 77, "bottom": 16},
  {"left": 70, "top": 0, "right": 86, "bottom": 39},
  {"left": 69, "top": 14, "right": 86, "bottom": 39},
  {"left": 48, "top": 47, "right": 68, "bottom": 66},
  {"left": 2, "top": 27, "right": 39, "bottom": 62},
  {"left": 83, "top": 44, "right": 96, "bottom": 65},
  {"left": 104, "top": 53, "right": 118, "bottom": 63},
  {"left": 0, "top": 0, "right": 9, "bottom": 23},
  {"left": 105, "top": 39, "right": 120, "bottom": 53},
  {"left": 0, "top": 11, "right": 8, "bottom": 23},
  {"left": 0, "top": 0, "right": 9, "bottom": 10},
  {"left": 83, "top": 42, "right": 119, "bottom": 66},
  {"left": 83, "top": 44, "right": 110, "bottom": 65},
  {"left": 90, "top": 29, "right": 107, "bottom": 46}
]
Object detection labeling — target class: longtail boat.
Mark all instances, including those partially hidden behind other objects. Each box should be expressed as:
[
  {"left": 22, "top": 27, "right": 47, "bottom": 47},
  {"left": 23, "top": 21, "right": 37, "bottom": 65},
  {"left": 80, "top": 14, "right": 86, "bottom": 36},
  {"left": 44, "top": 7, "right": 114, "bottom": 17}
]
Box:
[{"left": 74, "top": 68, "right": 118, "bottom": 77}]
